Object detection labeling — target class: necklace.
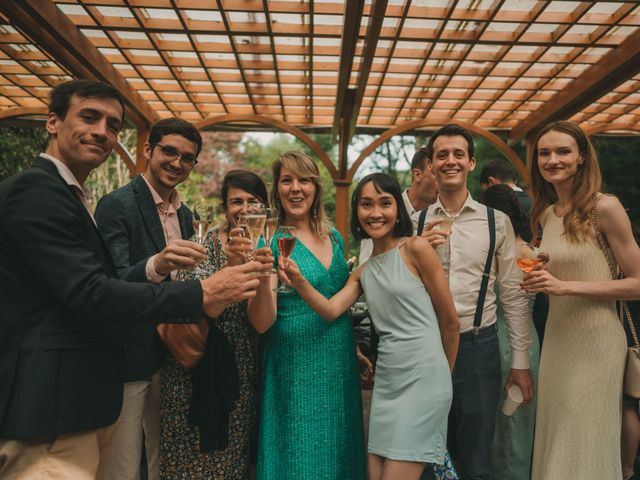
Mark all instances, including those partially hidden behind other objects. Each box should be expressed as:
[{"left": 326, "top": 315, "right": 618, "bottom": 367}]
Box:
[
  {"left": 372, "top": 248, "right": 392, "bottom": 265},
  {"left": 553, "top": 203, "right": 570, "bottom": 217},
  {"left": 370, "top": 240, "right": 401, "bottom": 272}
]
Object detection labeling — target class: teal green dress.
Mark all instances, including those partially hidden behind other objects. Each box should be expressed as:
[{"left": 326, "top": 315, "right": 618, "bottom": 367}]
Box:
[{"left": 257, "top": 229, "right": 366, "bottom": 479}]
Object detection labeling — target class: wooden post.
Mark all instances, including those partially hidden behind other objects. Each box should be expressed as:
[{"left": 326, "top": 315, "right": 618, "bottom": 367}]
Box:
[
  {"left": 136, "top": 123, "right": 149, "bottom": 174},
  {"left": 333, "top": 179, "right": 351, "bottom": 256}
]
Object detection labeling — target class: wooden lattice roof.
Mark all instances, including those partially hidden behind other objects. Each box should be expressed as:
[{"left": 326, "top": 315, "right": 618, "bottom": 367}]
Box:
[{"left": 1, "top": 0, "right": 639, "bottom": 139}]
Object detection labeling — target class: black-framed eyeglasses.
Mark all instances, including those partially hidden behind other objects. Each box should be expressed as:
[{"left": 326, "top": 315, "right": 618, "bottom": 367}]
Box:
[{"left": 154, "top": 143, "right": 198, "bottom": 167}]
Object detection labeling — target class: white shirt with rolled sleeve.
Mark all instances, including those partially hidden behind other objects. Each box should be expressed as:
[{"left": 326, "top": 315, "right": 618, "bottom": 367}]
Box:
[{"left": 427, "top": 192, "right": 532, "bottom": 370}]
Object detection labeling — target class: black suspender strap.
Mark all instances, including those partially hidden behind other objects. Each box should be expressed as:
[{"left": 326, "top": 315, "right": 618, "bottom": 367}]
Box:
[
  {"left": 416, "top": 209, "right": 428, "bottom": 236},
  {"left": 472, "top": 207, "right": 496, "bottom": 335}
]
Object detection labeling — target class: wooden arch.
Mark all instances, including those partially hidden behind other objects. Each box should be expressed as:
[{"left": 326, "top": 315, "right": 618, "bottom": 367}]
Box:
[
  {"left": 0, "top": 107, "right": 48, "bottom": 121},
  {"left": 584, "top": 124, "right": 640, "bottom": 137},
  {"left": 0, "top": 106, "right": 137, "bottom": 175},
  {"left": 196, "top": 114, "right": 337, "bottom": 179},
  {"left": 349, "top": 119, "right": 527, "bottom": 182}
]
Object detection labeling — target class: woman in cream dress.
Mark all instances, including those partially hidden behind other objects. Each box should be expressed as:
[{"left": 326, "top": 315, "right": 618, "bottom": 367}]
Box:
[{"left": 523, "top": 121, "right": 640, "bottom": 480}]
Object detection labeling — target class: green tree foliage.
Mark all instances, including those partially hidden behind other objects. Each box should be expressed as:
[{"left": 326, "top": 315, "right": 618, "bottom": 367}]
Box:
[
  {"left": 591, "top": 136, "right": 640, "bottom": 228},
  {"left": 0, "top": 124, "right": 48, "bottom": 181}
]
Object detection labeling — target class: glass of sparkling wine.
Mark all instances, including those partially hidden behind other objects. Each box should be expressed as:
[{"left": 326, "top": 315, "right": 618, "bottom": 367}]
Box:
[
  {"left": 273, "top": 226, "right": 296, "bottom": 293},
  {"left": 435, "top": 208, "right": 455, "bottom": 234},
  {"left": 192, "top": 202, "right": 214, "bottom": 275},
  {"left": 263, "top": 208, "right": 279, "bottom": 274},
  {"left": 435, "top": 208, "right": 455, "bottom": 278},
  {"left": 244, "top": 203, "right": 266, "bottom": 262}
]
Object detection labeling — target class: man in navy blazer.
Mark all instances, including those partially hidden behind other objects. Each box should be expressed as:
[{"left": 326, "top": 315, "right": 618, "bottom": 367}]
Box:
[
  {"left": 0, "top": 80, "right": 265, "bottom": 479},
  {"left": 94, "top": 118, "right": 203, "bottom": 480}
]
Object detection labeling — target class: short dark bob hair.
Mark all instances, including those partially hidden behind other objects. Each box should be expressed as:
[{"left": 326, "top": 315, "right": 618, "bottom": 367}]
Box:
[
  {"left": 351, "top": 173, "right": 413, "bottom": 241},
  {"left": 220, "top": 169, "right": 269, "bottom": 209},
  {"left": 49, "top": 79, "right": 125, "bottom": 125}
]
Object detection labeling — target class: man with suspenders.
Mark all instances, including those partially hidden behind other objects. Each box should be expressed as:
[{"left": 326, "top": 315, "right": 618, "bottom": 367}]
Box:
[{"left": 418, "top": 124, "right": 534, "bottom": 480}]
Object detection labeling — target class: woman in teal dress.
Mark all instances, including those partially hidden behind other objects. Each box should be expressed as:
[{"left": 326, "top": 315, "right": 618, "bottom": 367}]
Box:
[
  {"left": 479, "top": 184, "right": 541, "bottom": 480},
  {"left": 252, "top": 152, "right": 366, "bottom": 479},
  {"left": 282, "top": 173, "right": 460, "bottom": 480}
]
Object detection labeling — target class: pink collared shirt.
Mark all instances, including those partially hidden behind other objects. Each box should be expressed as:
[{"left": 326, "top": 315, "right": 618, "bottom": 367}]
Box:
[{"left": 141, "top": 175, "right": 184, "bottom": 283}]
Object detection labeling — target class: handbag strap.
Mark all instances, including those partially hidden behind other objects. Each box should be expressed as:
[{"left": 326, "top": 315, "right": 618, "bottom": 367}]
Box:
[
  {"left": 589, "top": 194, "right": 620, "bottom": 280},
  {"left": 624, "top": 303, "right": 640, "bottom": 348},
  {"left": 589, "top": 194, "right": 639, "bottom": 346}
]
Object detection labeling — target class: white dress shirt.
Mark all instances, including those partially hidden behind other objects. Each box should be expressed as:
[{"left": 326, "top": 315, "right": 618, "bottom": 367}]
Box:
[
  {"left": 427, "top": 192, "right": 532, "bottom": 369},
  {"left": 358, "top": 189, "right": 417, "bottom": 264}
]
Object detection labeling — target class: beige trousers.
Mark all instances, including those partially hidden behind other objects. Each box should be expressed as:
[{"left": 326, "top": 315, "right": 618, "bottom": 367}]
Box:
[
  {"left": 96, "top": 371, "right": 161, "bottom": 480},
  {"left": 0, "top": 430, "right": 100, "bottom": 480}
]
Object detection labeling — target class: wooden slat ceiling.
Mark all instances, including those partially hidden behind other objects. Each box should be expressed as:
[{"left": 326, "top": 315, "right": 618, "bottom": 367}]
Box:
[{"left": 1, "top": 0, "right": 639, "bottom": 135}]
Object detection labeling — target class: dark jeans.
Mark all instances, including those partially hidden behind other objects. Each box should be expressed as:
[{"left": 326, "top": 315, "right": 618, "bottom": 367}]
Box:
[{"left": 447, "top": 326, "right": 501, "bottom": 480}]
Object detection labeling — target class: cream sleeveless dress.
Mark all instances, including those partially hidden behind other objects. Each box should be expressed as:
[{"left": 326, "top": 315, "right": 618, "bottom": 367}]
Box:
[{"left": 531, "top": 208, "right": 626, "bottom": 480}]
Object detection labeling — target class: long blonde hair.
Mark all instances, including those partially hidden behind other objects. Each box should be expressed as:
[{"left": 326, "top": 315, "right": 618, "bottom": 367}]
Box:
[
  {"left": 529, "top": 121, "right": 601, "bottom": 243},
  {"left": 270, "top": 151, "right": 332, "bottom": 237}
]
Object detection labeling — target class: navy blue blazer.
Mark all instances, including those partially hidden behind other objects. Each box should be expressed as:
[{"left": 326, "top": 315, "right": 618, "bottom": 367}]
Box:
[
  {"left": 95, "top": 174, "right": 195, "bottom": 382},
  {"left": 0, "top": 157, "right": 202, "bottom": 439}
]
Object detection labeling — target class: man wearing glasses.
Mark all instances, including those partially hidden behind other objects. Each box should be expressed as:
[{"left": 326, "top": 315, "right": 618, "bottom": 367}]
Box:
[{"left": 94, "top": 118, "right": 205, "bottom": 480}]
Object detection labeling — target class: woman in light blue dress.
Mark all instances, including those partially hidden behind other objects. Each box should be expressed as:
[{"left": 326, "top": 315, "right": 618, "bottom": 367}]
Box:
[{"left": 282, "top": 173, "right": 460, "bottom": 480}]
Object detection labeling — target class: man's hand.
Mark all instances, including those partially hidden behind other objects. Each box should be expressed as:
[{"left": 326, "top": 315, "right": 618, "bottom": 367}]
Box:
[
  {"left": 154, "top": 239, "right": 205, "bottom": 276},
  {"left": 357, "top": 348, "right": 374, "bottom": 383},
  {"left": 505, "top": 368, "right": 534, "bottom": 406},
  {"left": 420, "top": 219, "right": 450, "bottom": 248},
  {"left": 201, "top": 262, "right": 263, "bottom": 317}
]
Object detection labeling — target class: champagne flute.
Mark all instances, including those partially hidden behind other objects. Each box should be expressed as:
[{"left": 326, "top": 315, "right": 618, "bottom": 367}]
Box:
[
  {"left": 273, "top": 226, "right": 296, "bottom": 293},
  {"left": 434, "top": 208, "right": 455, "bottom": 278},
  {"left": 191, "top": 202, "right": 214, "bottom": 275},
  {"left": 244, "top": 203, "right": 266, "bottom": 262},
  {"left": 263, "top": 208, "right": 279, "bottom": 273},
  {"left": 235, "top": 213, "right": 252, "bottom": 262},
  {"left": 435, "top": 208, "right": 455, "bottom": 234}
]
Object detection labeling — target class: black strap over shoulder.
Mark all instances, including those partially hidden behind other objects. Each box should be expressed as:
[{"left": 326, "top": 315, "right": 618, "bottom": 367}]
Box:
[
  {"left": 472, "top": 207, "right": 496, "bottom": 335},
  {"left": 416, "top": 209, "right": 428, "bottom": 236}
]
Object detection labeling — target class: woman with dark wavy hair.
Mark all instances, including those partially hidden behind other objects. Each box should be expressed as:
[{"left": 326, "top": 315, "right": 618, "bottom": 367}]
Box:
[
  {"left": 522, "top": 121, "right": 640, "bottom": 479},
  {"left": 479, "top": 184, "right": 540, "bottom": 480}
]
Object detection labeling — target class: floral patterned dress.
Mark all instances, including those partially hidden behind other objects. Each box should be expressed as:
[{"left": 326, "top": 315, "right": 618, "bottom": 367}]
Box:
[{"left": 160, "top": 228, "right": 258, "bottom": 480}]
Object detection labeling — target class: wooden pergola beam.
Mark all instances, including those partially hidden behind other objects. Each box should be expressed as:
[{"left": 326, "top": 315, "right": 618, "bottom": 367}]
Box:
[
  {"left": 0, "top": 0, "right": 159, "bottom": 128},
  {"left": 349, "top": 0, "right": 388, "bottom": 138},
  {"left": 510, "top": 27, "right": 640, "bottom": 141},
  {"left": 331, "top": 0, "right": 365, "bottom": 142}
]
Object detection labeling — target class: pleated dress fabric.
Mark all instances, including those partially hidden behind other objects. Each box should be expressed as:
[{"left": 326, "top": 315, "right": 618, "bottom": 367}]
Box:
[
  {"left": 360, "top": 247, "right": 452, "bottom": 464},
  {"left": 257, "top": 229, "right": 366, "bottom": 480},
  {"left": 531, "top": 209, "right": 626, "bottom": 480}
]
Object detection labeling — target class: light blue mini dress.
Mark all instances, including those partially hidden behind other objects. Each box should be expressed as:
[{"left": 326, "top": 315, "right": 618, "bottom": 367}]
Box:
[{"left": 361, "top": 246, "right": 453, "bottom": 464}]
